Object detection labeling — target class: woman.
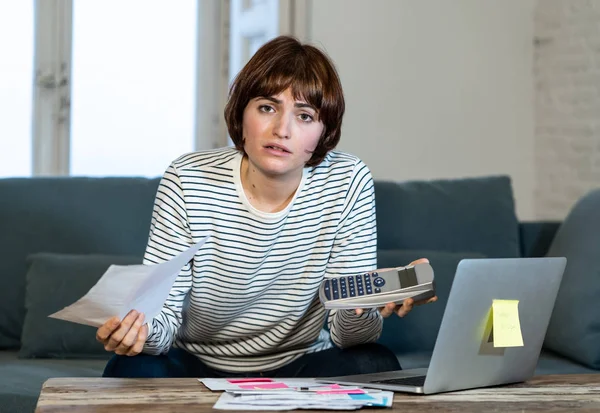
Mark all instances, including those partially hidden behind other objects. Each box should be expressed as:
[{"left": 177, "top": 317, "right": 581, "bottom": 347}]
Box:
[{"left": 98, "top": 35, "right": 436, "bottom": 378}]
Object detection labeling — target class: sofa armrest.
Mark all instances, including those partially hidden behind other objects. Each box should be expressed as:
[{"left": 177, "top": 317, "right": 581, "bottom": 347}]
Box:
[{"left": 519, "top": 221, "right": 561, "bottom": 257}]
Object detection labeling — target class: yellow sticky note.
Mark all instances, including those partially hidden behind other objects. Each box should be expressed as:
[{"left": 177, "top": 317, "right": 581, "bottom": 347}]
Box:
[{"left": 491, "top": 299, "right": 524, "bottom": 347}]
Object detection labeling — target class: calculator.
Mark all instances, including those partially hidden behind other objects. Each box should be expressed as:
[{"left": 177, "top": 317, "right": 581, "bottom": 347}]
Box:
[{"left": 318, "top": 263, "right": 435, "bottom": 309}]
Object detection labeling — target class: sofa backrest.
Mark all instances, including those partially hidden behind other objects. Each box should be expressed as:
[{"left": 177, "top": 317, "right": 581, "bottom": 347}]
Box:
[
  {"left": 373, "top": 175, "right": 522, "bottom": 354},
  {"left": 374, "top": 175, "right": 521, "bottom": 259},
  {"left": 0, "top": 177, "right": 160, "bottom": 349},
  {"left": 0, "top": 174, "right": 523, "bottom": 353}
]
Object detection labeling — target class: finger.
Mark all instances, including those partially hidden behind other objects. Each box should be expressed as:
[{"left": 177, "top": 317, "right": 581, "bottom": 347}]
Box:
[
  {"left": 396, "top": 298, "right": 414, "bottom": 317},
  {"left": 355, "top": 308, "right": 363, "bottom": 316},
  {"left": 105, "top": 310, "right": 139, "bottom": 352},
  {"left": 115, "top": 313, "right": 145, "bottom": 354},
  {"left": 96, "top": 317, "right": 120, "bottom": 342},
  {"left": 126, "top": 324, "right": 149, "bottom": 357},
  {"left": 409, "top": 258, "right": 429, "bottom": 266},
  {"left": 414, "top": 295, "right": 438, "bottom": 306},
  {"left": 96, "top": 316, "right": 120, "bottom": 343},
  {"left": 379, "top": 302, "right": 396, "bottom": 318}
]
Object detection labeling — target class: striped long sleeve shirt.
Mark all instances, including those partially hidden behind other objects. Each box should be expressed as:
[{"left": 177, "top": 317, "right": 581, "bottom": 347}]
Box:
[{"left": 141, "top": 147, "right": 382, "bottom": 372}]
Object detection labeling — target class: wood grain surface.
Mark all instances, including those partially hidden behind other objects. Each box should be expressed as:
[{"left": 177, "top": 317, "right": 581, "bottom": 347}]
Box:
[{"left": 35, "top": 374, "right": 600, "bottom": 413}]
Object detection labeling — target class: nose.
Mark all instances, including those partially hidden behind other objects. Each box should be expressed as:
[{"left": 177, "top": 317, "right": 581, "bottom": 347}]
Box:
[{"left": 273, "top": 112, "right": 291, "bottom": 139}]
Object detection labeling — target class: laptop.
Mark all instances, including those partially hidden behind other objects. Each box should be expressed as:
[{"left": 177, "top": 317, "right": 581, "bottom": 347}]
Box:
[{"left": 319, "top": 257, "right": 567, "bottom": 394}]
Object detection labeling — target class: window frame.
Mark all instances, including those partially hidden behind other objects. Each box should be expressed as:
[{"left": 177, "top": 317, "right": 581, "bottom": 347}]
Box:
[{"left": 29, "top": 0, "right": 307, "bottom": 176}]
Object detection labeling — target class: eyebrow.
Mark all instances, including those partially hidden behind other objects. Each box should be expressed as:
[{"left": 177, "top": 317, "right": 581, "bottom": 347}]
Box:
[{"left": 258, "top": 96, "right": 316, "bottom": 111}]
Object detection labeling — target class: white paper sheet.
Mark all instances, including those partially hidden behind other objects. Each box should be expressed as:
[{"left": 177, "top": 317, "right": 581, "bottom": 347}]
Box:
[
  {"left": 200, "top": 379, "right": 393, "bottom": 411},
  {"left": 212, "top": 389, "right": 394, "bottom": 410},
  {"left": 213, "top": 392, "right": 363, "bottom": 411},
  {"left": 200, "top": 378, "right": 329, "bottom": 392},
  {"left": 48, "top": 236, "right": 209, "bottom": 327}
]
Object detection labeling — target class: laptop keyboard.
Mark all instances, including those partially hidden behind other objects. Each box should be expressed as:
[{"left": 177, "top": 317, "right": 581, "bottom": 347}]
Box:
[{"left": 371, "top": 375, "right": 426, "bottom": 387}]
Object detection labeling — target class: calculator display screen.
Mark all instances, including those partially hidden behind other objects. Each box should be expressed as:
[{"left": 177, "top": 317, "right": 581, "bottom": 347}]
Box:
[{"left": 398, "top": 267, "right": 418, "bottom": 287}]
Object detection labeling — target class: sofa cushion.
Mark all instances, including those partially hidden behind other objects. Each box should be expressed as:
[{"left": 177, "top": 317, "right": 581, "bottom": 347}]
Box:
[
  {"left": 0, "top": 177, "right": 159, "bottom": 349},
  {"left": 544, "top": 189, "right": 600, "bottom": 369},
  {"left": 376, "top": 249, "right": 485, "bottom": 354},
  {"left": 374, "top": 176, "right": 520, "bottom": 259},
  {"left": 535, "top": 349, "right": 599, "bottom": 375},
  {"left": 20, "top": 253, "right": 142, "bottom": 359},
  {"left": 0, "top": 350, "right": 105, "bottom": 413}
]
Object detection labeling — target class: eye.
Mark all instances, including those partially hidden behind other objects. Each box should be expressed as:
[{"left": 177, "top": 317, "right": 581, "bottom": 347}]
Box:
[
  {"left": 299, "top": 113, "right": 314, "bottom": 123},
  {"left": 258, "top": 105, "right": 275, "bottom": 113}
]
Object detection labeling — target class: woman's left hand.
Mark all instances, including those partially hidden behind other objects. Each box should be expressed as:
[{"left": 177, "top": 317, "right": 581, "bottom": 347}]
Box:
[{"left": 354, "top": 258, "right": 438, "bottom": 318}]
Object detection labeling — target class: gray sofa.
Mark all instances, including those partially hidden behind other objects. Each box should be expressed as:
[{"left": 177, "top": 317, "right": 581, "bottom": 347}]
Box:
[{"left": 1, "top": 175, "right": 598, "bottom": 413}]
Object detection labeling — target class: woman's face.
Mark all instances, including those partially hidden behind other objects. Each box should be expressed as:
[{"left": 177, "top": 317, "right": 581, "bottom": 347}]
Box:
[{"left": 242, "top": 87, "right": 324, "bottom": 180}]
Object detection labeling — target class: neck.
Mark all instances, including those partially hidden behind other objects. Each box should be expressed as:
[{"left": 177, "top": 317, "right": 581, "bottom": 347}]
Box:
[{"left": 240, "top": 155, "right": 303, "bottom": 213}]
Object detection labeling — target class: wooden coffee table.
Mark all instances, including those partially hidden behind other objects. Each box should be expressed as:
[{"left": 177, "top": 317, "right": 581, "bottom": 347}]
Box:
[{"left": 35, "top": 374, "right": 600, "bottom": 412}]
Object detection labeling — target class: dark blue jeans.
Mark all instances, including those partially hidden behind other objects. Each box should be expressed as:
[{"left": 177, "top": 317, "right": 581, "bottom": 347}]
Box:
[{"left": 103, "top": 343, "right": 400, "bottom": 378}]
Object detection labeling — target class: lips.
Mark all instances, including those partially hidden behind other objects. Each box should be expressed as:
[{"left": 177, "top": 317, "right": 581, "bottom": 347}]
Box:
[{"left": 264, "top": 144, "right": 291, "bottom": 153}]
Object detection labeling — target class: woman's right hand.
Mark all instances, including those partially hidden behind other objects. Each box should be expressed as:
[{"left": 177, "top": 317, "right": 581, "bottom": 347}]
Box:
[{"left": 96, "top": 310, "right": 148, "bottom": 356}]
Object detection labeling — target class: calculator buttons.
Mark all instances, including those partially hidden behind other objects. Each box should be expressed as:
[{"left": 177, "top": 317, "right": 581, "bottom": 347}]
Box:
[
  {"left": 340, "top": 277, "right": 348, "bottom": 298},
  {"left": 364, "top": 274, "right": 373, "bottom": 294},
  {"left": 373, "top": 277, "right": 386, "bottom": 287},
  {"left": 324, "top": 280, "right": 331, "bottom": 300},
  {"left": 348, "top": 277, "right": 356, "bottom": 296},
  {"left": 332, "top": 279, "right": 339, "bottom": 300},
  {"left": 356, "top": 275, "right": 364, "bottom": 295},
  {"left": 324, "top": 273, "right": 386, "bottom": 301}
]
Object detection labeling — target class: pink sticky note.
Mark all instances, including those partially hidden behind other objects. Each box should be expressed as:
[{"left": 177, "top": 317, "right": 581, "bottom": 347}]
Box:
[
  {"left": 227, "top": 378, "right": 274, "bottom": 384},
  {"left": 316, "top": 389, "right": 365, "bottom": 395},
  {"left": 239, "top": 382, "right": 290, "bottom": 390}
]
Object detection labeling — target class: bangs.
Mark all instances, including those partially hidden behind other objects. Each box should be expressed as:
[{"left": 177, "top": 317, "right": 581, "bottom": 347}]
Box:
[{"left": 250, "top": 62, "right": 324, "bottom": 111}]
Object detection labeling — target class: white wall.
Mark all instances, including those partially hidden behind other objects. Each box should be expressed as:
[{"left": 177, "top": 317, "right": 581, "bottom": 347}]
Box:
[
  {"left": 534, "top": 0, "right": 600, "bottom": 220},
  {"left": 309, "top": 0, "right": 536, "bottom": 220}
]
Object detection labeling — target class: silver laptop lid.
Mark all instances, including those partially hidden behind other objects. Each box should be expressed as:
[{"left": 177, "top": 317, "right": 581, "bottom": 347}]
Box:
[{"left": 423, "top": 257, "right": 566, "bottom": 394}]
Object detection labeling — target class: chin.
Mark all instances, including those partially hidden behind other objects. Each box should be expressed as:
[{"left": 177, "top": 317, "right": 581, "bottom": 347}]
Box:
[
  {"left": 261, "top": 164, "right": 301, "bottom": 178},
  {"left": 263, "top": 167, "right": 294, "bottom": 178}
]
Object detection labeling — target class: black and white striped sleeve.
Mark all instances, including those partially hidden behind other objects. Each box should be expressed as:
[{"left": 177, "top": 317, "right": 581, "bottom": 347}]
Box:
[
  {"left": 142, "top": 163, "right": 194, "bottom": 355},
  {"left": 326, "top": 161, "right": 383, "bottom": 348}
]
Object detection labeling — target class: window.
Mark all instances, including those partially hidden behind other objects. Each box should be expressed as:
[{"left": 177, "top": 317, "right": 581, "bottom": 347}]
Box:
[
  {"left": 69, "top": 0, "right": 198, "bottom": 177},
  {"left": 0, "top": 1, "right": 34, "bottom": 177},
  {"left": 2, "top": 0, "right": 298, "bottom": 177}
]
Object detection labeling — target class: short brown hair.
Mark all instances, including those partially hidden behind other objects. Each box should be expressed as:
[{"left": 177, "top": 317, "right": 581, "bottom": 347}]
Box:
[{"left": 224, "top": 36, "right": 345, "bottom": 167}]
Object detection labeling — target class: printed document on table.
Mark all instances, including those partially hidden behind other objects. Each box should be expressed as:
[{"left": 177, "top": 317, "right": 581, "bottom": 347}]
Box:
[
  {"left": 212, "top": 389, "right": 394, "bottom": 410},
  {"left": 48, "top": 236, "right": 209, "bottom": 327},
  {"left": 201, "top": 378, "right": 328, "bottom": 392},
  {"left": 200, "top": 378, "right": 394, "bottom": 410}
]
